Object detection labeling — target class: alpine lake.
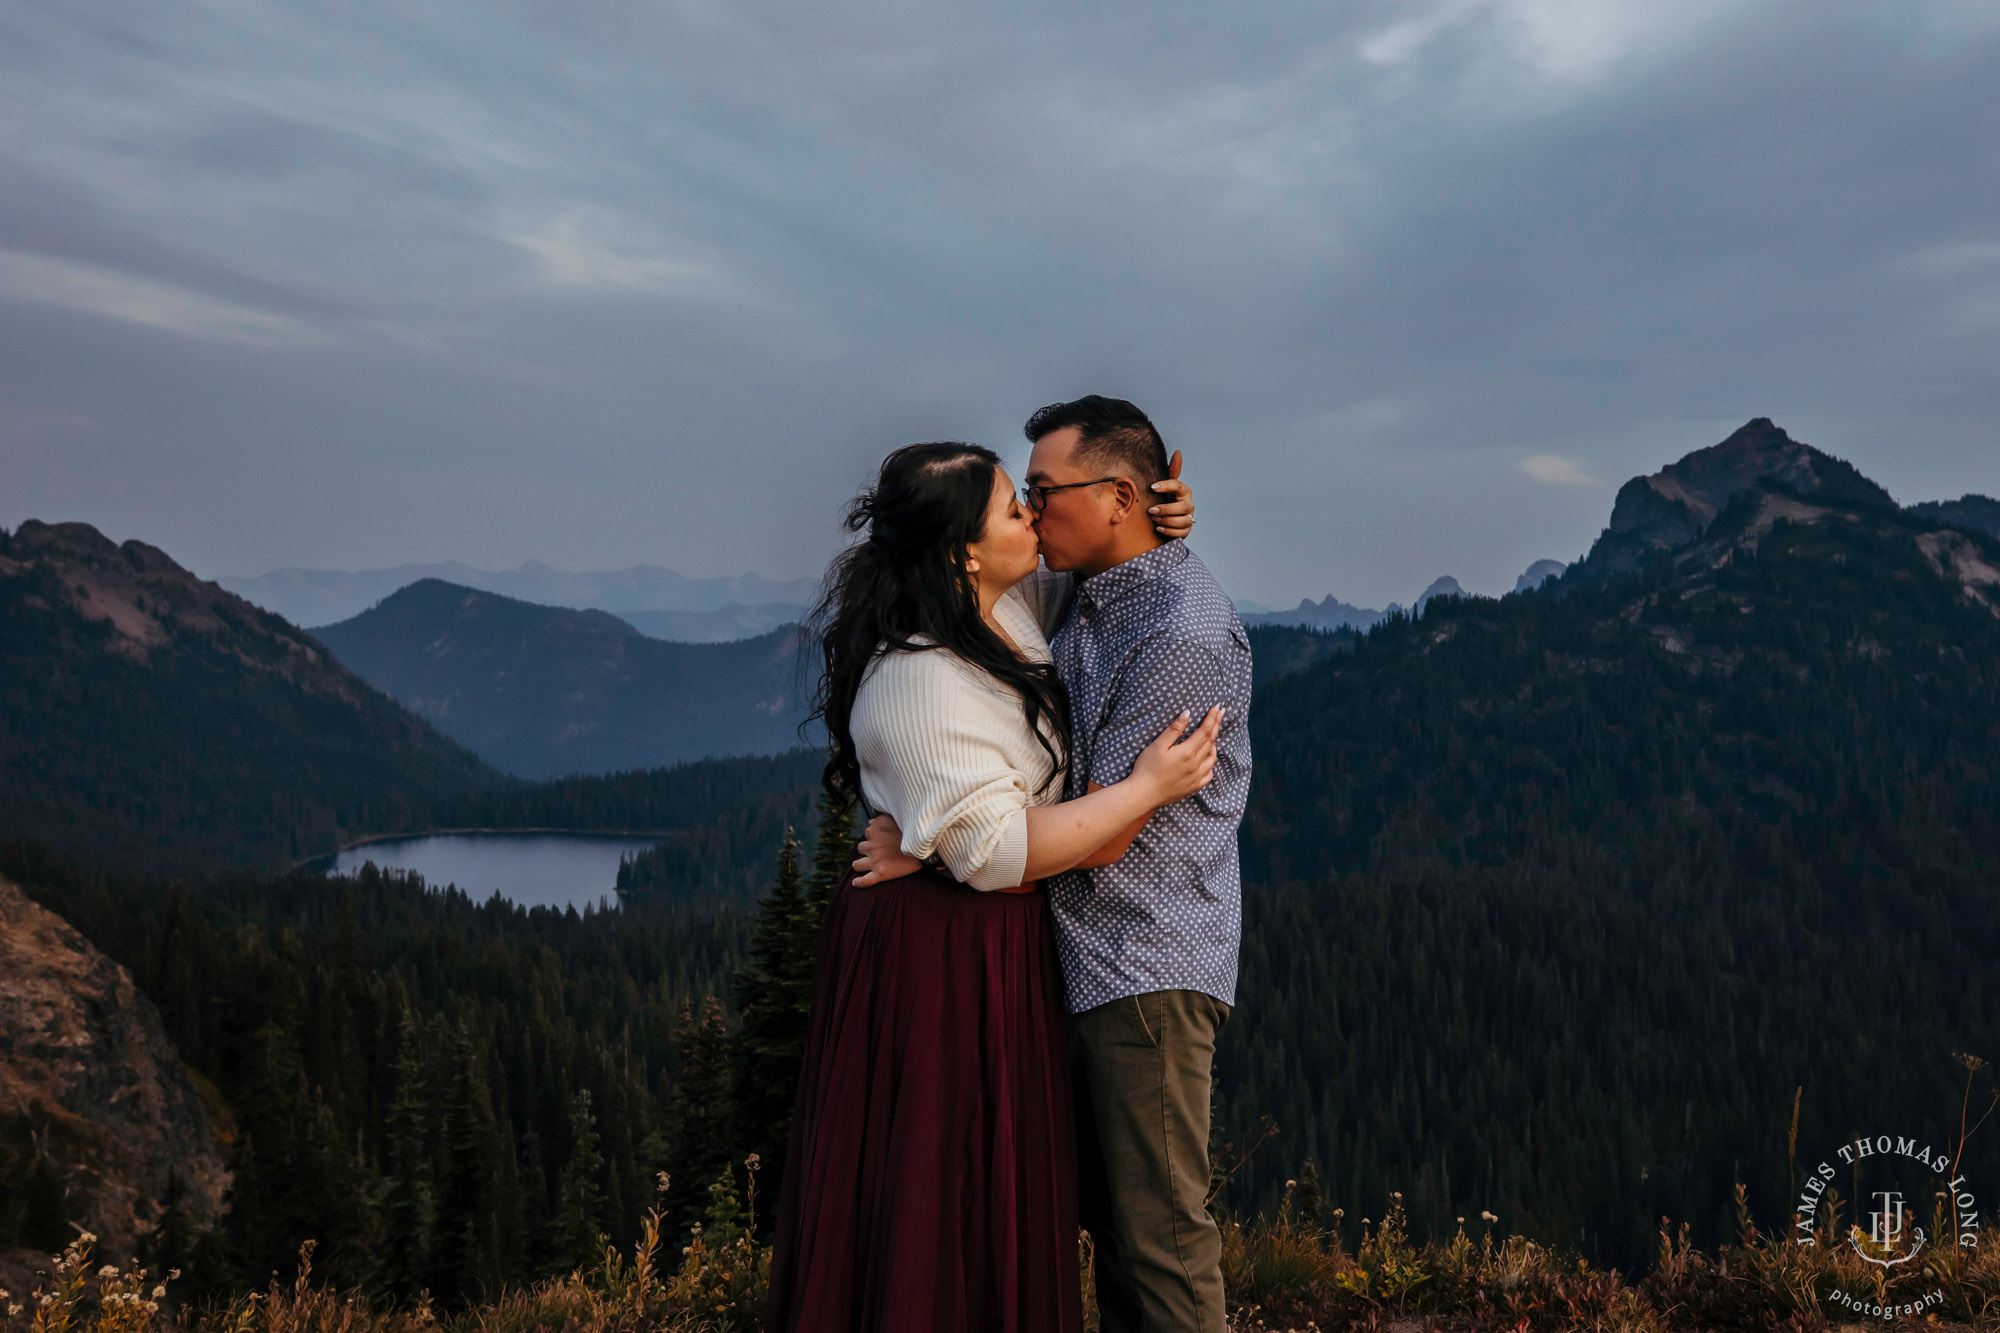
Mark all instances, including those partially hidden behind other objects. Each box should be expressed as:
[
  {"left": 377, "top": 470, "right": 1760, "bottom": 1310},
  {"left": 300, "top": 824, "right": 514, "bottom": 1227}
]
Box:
[{"left": 311, "top": 831, "right": 664, "bottom": 912}]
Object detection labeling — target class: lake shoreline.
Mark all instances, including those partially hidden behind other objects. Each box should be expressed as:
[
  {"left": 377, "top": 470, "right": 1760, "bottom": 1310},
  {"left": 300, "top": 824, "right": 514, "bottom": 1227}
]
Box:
[
  {"left": 305, "top": 830, "right": 675, "bottom": 913},
  {"left": 292, "top": 825, "right": 679, "bottom": 873}
]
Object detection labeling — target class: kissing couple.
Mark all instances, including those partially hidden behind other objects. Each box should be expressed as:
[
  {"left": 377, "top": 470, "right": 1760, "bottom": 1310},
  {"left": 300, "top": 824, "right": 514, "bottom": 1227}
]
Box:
[{"left": 762, "top": 395, "right": 1254, "bottom": 1333}]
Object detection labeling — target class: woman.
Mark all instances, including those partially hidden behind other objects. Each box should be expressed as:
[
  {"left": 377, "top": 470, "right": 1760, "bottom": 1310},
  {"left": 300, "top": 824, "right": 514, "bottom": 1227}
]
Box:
[{"left": 764, "top": 441, "right": 1221, "bottom": 1333}]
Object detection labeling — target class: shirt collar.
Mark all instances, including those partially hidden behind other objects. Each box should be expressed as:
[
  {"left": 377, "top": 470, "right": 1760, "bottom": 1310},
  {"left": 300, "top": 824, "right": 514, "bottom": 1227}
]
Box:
[{"left": 1075, "top": 538, "right": 1188, "bottom": 613}]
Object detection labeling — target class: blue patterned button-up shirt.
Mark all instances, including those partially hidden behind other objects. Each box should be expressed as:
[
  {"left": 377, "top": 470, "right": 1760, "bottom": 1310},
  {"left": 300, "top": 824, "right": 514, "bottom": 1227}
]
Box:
[{"left": 1047, "top": 539, "right": 1253, "bottom": 1015}]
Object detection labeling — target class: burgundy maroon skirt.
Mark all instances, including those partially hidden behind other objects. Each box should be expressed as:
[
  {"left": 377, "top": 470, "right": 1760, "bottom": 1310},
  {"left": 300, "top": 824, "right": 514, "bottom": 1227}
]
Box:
[{"left": 764, "top": 863, "right": 1082, "bottom": 1333}]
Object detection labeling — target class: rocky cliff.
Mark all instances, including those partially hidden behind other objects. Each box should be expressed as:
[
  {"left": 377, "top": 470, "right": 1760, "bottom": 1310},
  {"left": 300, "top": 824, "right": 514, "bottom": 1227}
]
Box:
[
  {"left": 0, "top": 875, "right": 227, "bottom": 1279},
  {"left": 1575, "top": 418, "right": 1896, "bottom": 581}
]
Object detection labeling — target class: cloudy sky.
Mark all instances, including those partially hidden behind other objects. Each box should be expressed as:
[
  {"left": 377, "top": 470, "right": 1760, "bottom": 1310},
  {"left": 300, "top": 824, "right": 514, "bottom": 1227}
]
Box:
[{"left": 3, "top": 0, "right": 1997, "bottom": 609}]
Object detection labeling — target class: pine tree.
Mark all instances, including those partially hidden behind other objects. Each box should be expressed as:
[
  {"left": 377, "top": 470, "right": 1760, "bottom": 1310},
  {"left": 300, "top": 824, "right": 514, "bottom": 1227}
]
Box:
[
  {"left": 155, "top": 884, "right": 201, "bottom": 1065},
  {"left": 433, "top": 1018, "right": 499, "bottom": 1303},
  {"left": 551, "top": 1089, "right": 607, "bottom": 1272},
  {"left": 699, "top": 1160, "right": 753, "bottom": 1248},
  {"left": 667, "top": 996, "right": 734, "bottom": 1228},
  {"left": 379, "top": 1016, "right": 435, "bottom": 1300},
  {"left": 1291, "top": 1158, "right": 1325, "bottom": 1229},
  {"left": 805, "top": 788, "right": 858, "bottom": 913},
  {"left": 732, "top": 832, "right": 806, "bottom": 1193},
  {"left": 233, "top": 1021, "right": 316, "bottom": 1282},
  {"left": 794, "top": 788, "right": 855, "bottom": 1014},
  {"left": 299, "top": 1094, "right": 382, "bottom": 1286}
]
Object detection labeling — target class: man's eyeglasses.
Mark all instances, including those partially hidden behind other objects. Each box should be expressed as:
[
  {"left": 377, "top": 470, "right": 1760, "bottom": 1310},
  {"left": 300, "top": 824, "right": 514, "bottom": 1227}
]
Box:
[{"left": 1021, "top": 477, "right": 1119, "bottom": 512}]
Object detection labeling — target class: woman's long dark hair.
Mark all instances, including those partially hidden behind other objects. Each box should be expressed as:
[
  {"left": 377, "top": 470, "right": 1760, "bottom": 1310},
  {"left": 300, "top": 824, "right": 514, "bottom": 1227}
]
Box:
[{"left": 807, "top": 441, "right": 1070, "bottom": 806}]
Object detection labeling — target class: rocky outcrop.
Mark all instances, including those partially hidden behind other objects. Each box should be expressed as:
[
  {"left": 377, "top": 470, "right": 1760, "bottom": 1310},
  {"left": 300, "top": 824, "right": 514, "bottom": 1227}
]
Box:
[
  {"left": 1575, "top": 419, "right": 1895, "bottom": 581},
  {"left": 1915, "top": 529, "right": 2000, "bottom": 615},
  {"left": 0, "top": 876, "right": 227, "bottom": 1268}
]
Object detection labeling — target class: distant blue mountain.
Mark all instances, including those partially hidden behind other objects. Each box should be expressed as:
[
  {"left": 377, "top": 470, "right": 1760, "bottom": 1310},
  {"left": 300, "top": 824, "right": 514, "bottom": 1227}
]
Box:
[
  {"left": 223, "top": 559, "right": 818, "bottom": 631},
  {"left": 616, "top": 603, "right": 805, "bottom": 643},
  {"left": 1413, "top": 576, "right": 1467, "bottom": 616},
  {"left": 312, "top": 580, "right": 815, "bottom": 779},
  {"left": 1514, "top": 559, "right": 1568, "bottom": 593},
  {"left": 1242, "top": 594, "right": 1392, "bottom": 632}
]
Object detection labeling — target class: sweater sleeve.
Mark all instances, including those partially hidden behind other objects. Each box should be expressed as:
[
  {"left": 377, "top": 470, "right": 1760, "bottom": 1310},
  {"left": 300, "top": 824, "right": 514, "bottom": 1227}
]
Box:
[{"left": 854, "top": 649, "right": 1033, "bottom": 891}]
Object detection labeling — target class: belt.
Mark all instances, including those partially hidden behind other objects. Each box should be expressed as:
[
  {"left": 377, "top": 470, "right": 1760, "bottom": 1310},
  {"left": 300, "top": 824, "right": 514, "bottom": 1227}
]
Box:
[{"left": 993, "top": 879, "right": 1042, "bottom": 895}]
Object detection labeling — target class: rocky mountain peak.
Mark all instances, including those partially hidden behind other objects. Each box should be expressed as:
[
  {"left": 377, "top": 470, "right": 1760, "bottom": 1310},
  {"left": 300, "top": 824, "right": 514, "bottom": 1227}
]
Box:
[
  {"left": 1577, "top": 419, "right": 1895, "bottom": 581},
  {"left": 0, "top": 519, "right": 361, "bottom": 698}
]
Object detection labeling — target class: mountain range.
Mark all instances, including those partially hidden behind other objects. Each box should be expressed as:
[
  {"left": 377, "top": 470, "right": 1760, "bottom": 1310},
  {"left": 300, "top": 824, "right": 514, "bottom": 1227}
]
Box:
[
  {"left": 1228, "top": 417, "right": 2000, "bottom": 1255},
  {"left": 311, "top": 580, "right": 818, "bottom": 780},
  {"left": 8, "top": 414, "right": 2000, "bottom": 1280},
  {"left": 0, "top": 521, "right": 502, "bottom": 872},
  {"left": 220, "top": 559, "right": 817, "bottom": 642},
  {"left": 1240, "top": 559, "right": 1570, "bottom": 632}
]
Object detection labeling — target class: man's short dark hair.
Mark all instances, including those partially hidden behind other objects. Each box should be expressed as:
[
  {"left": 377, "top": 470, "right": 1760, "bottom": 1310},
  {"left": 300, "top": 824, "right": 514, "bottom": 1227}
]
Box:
[{"left": 1024, "top": 395, "right": 1169, "bottom": 486}]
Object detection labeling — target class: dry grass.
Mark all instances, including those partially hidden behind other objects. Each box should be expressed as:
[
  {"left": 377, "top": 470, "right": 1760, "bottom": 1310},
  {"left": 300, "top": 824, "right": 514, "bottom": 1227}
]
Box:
[
  {"left": 5, "top": 1188, "right": 1993, "bottom": 1333},
  {"left": 10, "top": 1064, "right": 1998, "bottom": 1333},
  {"left": 1218, "top": 1181, "right": 1999, "bottom": 1332},
  {"left": 0, "top": 1205, "right": 766, "bottom": 1333}
]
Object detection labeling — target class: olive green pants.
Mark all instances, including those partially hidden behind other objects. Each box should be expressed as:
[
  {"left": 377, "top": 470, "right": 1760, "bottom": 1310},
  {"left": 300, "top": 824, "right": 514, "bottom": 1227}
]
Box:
[{"left": 1072, "top": 988, "right": 1232, "bottom": 1333}]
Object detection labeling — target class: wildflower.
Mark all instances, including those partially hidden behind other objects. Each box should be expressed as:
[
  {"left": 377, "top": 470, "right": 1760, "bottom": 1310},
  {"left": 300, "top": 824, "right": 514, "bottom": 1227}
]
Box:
[
  {"left": 745, "top": 1153, "right": 762, "bottom": 1171},
  {"left": 1285, "top": 1179, "right": 1297, "bottom": 1189},
  {"left": 77, "top": 1232, "right": 97, "bottom": 1244},
  {"left": 1481, "top": 1210, "right": 1498, "bottom": 1223},
  {"left": 656, "top": 1171, "right": 671, "bottom": 1194},
  {"left": 152, "top": 1285, "right": 167, "bottom": 1299},
  {"left": 1392, "top": 1191, "right": 1403, "bottom": 1201},
  {"left": 1457, "top": 1216, "right": 1466, "bottom": 1224},
  {"left": 99, "top": 1264, "right": 120, "bottom": 1278},
  {"left": 167, "top": 1270, "right": 180, "bottom": 1281}
]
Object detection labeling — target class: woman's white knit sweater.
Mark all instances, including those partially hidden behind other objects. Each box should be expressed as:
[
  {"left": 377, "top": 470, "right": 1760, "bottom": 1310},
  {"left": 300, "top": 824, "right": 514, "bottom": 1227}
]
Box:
[{"left": 850, "top": 571, "right": 1073, "bottom": 891}]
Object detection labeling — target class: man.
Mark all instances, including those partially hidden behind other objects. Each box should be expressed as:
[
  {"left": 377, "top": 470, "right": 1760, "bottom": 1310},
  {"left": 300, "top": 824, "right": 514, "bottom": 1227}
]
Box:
[
  {"left": 848, "top": 395, "right": 1252, "bottom": 1331},
  {"left": 1022, "top": 395, "right": 1251, "bottom": 1333}
]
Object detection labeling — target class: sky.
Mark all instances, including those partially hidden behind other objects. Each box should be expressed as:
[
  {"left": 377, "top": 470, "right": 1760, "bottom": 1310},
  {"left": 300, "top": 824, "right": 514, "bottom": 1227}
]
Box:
[{"left": 3, "top": 0, "right": 1998, "bottom": 610}]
